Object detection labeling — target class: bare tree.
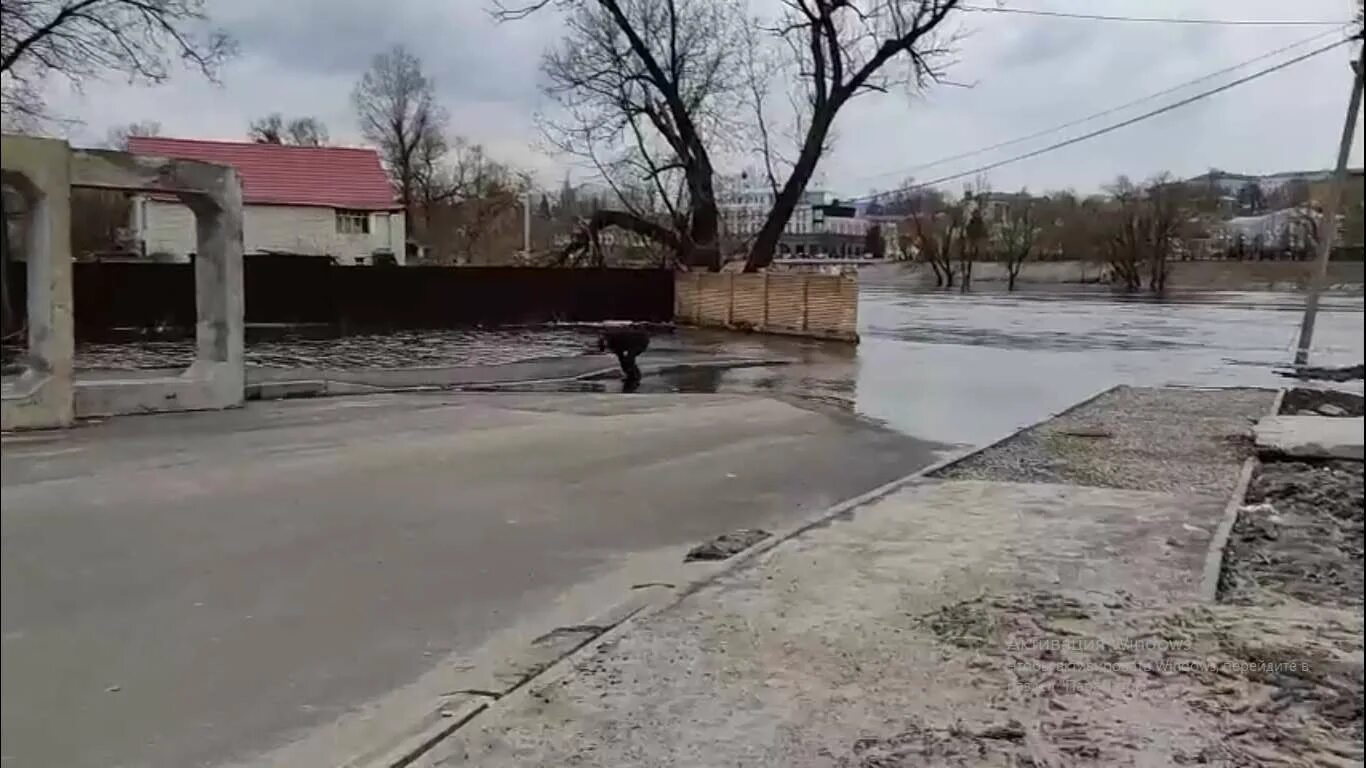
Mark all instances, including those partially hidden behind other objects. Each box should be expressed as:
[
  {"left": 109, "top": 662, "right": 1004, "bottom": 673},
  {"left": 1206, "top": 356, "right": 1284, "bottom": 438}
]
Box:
[
  {"left": 1097, "top": 175, "right": 1189, "bottom": 294},
  {"left": 419, "top": 139, "right": 532, "bottom": 264},
  {"left": 1143, "top": 176, "right": 1188, "bottom": 293},
  {"left": 353, "top": 45, "right": 445, "bottom": 232},
  {"left": 285, "top": 116, "right": 328, "bottom": 146},
  {"left": 994, "top": 200, "right": 1036, "bottom": 291},
  {"left": 958, "top": 197, "right": 985, "bottom": 292},
  {"left": 503, "top": 0, "right": 960, "bottom": 272},
  {"left": 501, "top": 0, "right": 747, "bottom": 270},
  {"left": 248, "top": 113, "right": 330, "bottom": 145},
  {"left": 743, "top": 0, "right": 961, "bottom": 271},
  {"left": 908, "top": 201, "right": 961, "bottom": 288},
  {"left": 248, "top": 113, "right": 286, "bottom": 143},
  {"left": 105, "top": 119, "right": 161, "bottom": 149},
  {"left": 1, "top": 0, "right": 234, "bottom": 128}
]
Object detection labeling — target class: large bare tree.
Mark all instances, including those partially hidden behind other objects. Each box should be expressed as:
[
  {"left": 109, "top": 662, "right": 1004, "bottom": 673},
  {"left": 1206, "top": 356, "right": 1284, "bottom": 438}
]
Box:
[
  {"left": 1, "top": 0, "right": 234, "bottom": 129},
  {"left": 352, "top": 45, "right": 446, "bottom": 232},
  {"left": 743, "top": 0, "right": 961, "bottom": 271},
  {"left": 502, "top": 0, "right": 961, "bottom": 272},
  {"left": 502, "top": 0, "right": 747, "bottom": 270}
]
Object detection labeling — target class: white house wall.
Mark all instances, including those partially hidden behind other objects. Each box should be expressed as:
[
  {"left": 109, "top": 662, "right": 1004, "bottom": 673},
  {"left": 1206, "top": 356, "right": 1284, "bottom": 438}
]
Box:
[{"left": 140, "top": 200, "right": 404, "bottom": 264}]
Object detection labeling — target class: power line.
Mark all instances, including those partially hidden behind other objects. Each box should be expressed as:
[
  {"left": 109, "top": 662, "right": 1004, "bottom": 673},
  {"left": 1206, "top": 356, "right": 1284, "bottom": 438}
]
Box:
[
  {"left": 852, "top": 35, "right": 1354, "bottom": 203},
  {"left": 850, "top": 25, "right": 1349, "bottom": 188},
  {"left": 957, "top": 4, "right": 1351, "bottom": 27}
]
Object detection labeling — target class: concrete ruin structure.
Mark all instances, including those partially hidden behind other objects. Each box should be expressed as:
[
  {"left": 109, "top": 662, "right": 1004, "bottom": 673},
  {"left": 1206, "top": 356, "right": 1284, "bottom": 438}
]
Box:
[{"left": 1, "top": 134, "right": 244, "bottom": 430}]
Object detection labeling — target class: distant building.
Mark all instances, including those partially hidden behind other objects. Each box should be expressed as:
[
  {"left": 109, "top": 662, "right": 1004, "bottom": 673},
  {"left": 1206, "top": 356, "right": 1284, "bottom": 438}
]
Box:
[
  {"left": 717, "top": 178, "right": 884, "bottom": 259},
  {"left": 126, "top": 137, "right": 405, "bottom": 265}
]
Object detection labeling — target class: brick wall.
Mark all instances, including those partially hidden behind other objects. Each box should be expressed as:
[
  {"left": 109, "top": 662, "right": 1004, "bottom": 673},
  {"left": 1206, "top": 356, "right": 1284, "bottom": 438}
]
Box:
[{"left": 674, "top": 272, "right": 858, "bottom": 341}]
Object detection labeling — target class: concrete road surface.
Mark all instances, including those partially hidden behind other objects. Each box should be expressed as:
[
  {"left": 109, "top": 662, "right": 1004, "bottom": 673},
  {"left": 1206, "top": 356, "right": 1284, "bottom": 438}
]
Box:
[{"left": 1, "top": 392, "right": 940, "bottom": 768}]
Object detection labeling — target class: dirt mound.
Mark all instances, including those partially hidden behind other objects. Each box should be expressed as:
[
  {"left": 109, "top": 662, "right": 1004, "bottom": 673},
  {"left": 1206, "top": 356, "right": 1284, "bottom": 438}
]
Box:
[{"left": 1221, "top": 460, "right": 1365, "bottom": 608}]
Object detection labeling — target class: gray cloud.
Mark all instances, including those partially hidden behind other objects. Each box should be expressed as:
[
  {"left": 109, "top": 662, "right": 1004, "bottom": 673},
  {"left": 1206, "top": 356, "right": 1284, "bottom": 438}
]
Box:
[{"left": 41, "top": 0, "right": 1363, "bottom": 194}]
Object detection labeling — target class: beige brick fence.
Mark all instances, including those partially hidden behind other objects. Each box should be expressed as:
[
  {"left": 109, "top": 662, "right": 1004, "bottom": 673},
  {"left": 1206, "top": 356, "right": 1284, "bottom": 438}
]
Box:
[{"left": 674, "top": 272, "right": 858, "bottom": 342}]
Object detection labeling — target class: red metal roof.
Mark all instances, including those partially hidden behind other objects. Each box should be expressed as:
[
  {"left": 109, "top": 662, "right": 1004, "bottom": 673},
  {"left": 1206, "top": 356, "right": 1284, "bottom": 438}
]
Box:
[{"left": 127, "top": 136, "right": 400, "bottom": 211}]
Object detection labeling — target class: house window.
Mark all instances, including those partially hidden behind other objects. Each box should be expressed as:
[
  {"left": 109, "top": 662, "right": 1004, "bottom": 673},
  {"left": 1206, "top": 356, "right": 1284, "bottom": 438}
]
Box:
[{"left": 336, "top": 210, "right": 370, "bottom": 235}]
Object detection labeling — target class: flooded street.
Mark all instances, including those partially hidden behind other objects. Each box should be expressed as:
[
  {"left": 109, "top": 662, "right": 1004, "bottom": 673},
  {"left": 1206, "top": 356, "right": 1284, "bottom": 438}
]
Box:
[
  {"left": 853, "top": 286, "right": 1364, "bottom": 446},
  {"left": 26, "top": 281, "right": 1364, "bottom": 451},
  {"left": 644, "top": 285, "right": 1365, "bottom": 449}
]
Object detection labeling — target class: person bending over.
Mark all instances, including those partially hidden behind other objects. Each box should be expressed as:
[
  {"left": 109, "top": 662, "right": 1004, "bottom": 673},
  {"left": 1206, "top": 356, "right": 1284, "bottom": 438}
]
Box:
[{"left": 598, "top": 329, "right": 650, "bottom": 389}]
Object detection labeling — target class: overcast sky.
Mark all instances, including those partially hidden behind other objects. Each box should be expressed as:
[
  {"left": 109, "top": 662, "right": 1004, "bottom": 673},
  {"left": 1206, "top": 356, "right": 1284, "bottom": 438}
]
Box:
[{"left": 41, "top": 0, "right": 1365, "bottom": 198}]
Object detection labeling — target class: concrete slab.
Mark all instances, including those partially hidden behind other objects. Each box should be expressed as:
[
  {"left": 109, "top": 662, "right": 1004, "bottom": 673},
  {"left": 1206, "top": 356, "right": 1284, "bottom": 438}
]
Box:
[
  {"left": 427, "top": 479, "right": 1228, "bottom": 767},
  {"left": 1253, "top": 415, "right": 1365, "bottom": 460},
  {"left": 1, "top": 391, "right": 942, "bottom": 768}
]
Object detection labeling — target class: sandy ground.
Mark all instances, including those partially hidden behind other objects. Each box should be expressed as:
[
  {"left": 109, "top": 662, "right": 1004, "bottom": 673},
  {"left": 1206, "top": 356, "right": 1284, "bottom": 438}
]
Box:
[{"left": 425, "top": 386, "right": 1345, "bottom": 767}]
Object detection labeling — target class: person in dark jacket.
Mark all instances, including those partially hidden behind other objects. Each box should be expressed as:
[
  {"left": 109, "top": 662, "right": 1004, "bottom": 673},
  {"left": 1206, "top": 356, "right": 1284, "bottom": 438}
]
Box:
[{"left": 598, "top": 328, "right": 650, "bottom": 390}]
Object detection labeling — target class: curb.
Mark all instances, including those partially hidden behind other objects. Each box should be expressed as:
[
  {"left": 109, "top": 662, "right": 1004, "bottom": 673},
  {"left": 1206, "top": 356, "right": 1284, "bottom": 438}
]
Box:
[
  {"left": 1198, "top": 387, "right": 1284, "bottom": 603},
  {"left": 353, "top": 596, "right": 655, "bottom": 768},
  {"left": 1199, "top": 457, "right": 1258, "bottom": 603},
  {"left": 363, "top": 384, "right": 1125, "bottom": 767}
]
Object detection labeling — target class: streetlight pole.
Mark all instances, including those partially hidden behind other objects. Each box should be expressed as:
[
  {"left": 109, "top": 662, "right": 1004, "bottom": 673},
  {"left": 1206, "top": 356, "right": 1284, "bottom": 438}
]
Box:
[{"left": 1293, "top": 44, "right": 1363, "bottom": 368}]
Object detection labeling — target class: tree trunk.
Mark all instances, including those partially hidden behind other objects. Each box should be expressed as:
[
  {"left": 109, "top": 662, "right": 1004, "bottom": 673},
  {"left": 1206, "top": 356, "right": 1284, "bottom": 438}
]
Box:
[
  {"left": 928, "top": 259, "right": 944, "bottom": 287},
  {"left": 744, "top": 114, "right": 833, "bottom": 272},
  {"left": 553, "top": 209, "right": 682, "bottom": 266},
  {"left": 686, "top": 191, "right": 721, "bottom": 271},
  {"left": 1007, "top": 265, "right": 1018, "bottom": 292}
]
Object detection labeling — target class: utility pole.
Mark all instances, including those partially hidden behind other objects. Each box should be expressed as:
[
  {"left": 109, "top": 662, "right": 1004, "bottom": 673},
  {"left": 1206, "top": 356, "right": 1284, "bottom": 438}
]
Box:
[
  {"left": 522, "top": 192, "right": 532, "bottom": 258},
  {"left": 1294, "top": 42, "right": 1364, "bottom": 367}
]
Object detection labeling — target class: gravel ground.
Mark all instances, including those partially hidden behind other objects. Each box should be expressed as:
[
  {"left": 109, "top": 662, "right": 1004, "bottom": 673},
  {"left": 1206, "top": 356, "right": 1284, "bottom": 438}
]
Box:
[
  {"left": 1221, "top": 460, "right": 1365, "bottom": 609},
  {"left": 915, "top": 591, "right": 1364, "bottom": 767},
  {"left": 931, "top": 385, "right": 1363, "bottom": 764},
  {"left": 935, "top": 386, "right": 1274, "bottom": 495}
]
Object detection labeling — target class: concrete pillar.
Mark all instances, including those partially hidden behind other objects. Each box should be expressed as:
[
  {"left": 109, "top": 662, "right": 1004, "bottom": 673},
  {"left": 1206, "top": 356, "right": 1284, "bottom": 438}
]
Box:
[
  {"left": 182, "top": 171, "right": 244, "bottom": 387},
  {"left": 1, "top": 135, "right": 75, "bottom": 430}
]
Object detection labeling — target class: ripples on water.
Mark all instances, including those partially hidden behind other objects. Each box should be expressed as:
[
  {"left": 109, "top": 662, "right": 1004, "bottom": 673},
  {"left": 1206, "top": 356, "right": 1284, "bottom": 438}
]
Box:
[{"left": 851, "top": 286, "right": 1364, "bottom": 445}]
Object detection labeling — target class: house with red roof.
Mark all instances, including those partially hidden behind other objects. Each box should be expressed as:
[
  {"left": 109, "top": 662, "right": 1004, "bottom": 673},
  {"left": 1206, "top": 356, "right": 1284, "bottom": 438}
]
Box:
[{"left": 125, "top": 136, "right": 405, "bottom": 265}]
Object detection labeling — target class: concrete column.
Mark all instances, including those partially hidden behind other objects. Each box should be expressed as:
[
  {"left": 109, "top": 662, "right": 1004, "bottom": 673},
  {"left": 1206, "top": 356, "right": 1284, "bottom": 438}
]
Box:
[
  {"left": 184, "top": 172, "right": 244, "bottom": 373},
  {"left": 1, "top": 135, "right": 75, "bottom": 429}
]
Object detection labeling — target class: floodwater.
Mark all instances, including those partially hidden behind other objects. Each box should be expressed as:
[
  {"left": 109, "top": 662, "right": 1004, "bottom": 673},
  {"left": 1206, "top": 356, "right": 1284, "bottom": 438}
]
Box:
[{"left": 639, "top": 286, "right": 1365, "bottom": 448}]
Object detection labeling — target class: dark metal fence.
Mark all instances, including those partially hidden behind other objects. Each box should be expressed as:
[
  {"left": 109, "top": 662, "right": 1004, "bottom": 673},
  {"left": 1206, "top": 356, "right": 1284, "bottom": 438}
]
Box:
[{"left": 10, "top": 257, "right": 674, "bottom": 339}]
